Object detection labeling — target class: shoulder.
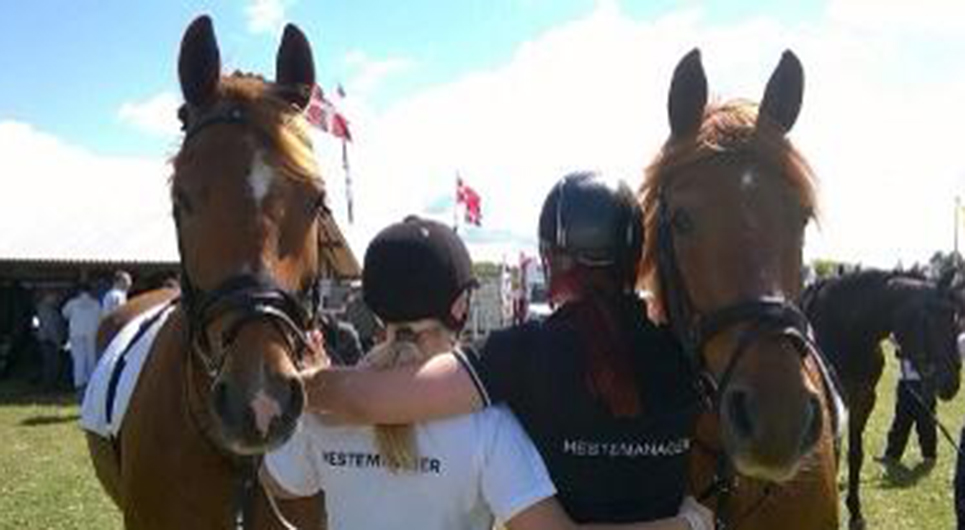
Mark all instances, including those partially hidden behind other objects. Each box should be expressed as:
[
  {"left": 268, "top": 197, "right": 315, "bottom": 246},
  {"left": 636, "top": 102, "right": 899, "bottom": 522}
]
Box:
[
  {"left": 472, "top": 405, "right": 534, "bottom": 456},
  {"left": 630, "top": 301, "right": 681, "bottom": 351},
  {"left": 480, "top": 320, "right": 546, "bottom": 356}
]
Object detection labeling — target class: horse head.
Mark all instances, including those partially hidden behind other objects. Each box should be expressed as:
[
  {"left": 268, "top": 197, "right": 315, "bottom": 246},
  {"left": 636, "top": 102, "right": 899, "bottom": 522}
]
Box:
[
  {"left": 642, "top": 49, "right": 825, "bottom": 482},
  {"left": 171, "top": 16, "right": 352, "bottom": 455},
  {"left": 892, "top": 270, "right": 962, "bottom": 401}
]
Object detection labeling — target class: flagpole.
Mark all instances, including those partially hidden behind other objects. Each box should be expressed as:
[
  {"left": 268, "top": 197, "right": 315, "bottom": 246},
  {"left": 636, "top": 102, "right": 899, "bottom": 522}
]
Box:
[
  {"left": 342, "top": 140, "right": 354, "bottom": 224},
  {"left": 453, "top": 172, "right": 460, "bottom": 234},
  {"left": 956, "top": 195, "right": 960, "bottom": 255}
]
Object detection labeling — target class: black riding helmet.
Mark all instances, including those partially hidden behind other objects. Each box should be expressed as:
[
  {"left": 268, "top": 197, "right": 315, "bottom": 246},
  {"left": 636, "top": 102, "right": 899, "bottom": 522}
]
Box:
[
  {"left": 538, "top": 171, "right": 644, "bottom": 286},
  {"left": 363, "top": 216, "right": 478, "bottom": 330}
]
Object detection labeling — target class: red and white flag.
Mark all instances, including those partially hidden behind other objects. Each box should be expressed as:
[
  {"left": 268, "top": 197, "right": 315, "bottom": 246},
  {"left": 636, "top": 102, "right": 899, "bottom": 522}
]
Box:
[
  {"left": 456, "top": 177, "right": 482, "bottom": 226},
  {"left": 305, "top": 84, "right": 352, "bottom": 142}
]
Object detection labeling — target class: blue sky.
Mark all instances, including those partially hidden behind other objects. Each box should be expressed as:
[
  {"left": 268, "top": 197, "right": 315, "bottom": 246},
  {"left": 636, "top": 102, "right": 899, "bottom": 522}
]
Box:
[
  {"left": 0, "top": 0, "right": 823, "bottom": 157},
  {"left": 2, "top": 0, "right": 965, "bottom": 266}
]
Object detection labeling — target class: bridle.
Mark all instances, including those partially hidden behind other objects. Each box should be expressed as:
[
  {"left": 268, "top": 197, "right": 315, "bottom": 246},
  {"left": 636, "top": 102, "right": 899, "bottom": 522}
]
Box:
[
  {"left": 174, "top": 101, "right": 324, "bottom": 530},
  {"left": 175, "top": 102, "right": 324, "bottom": 381},
  {"left": 656, "top": 190, "right": 815, "bottom": 404},
  {"left": 655, "top": 188, "right": 818, "bottom": 529}
]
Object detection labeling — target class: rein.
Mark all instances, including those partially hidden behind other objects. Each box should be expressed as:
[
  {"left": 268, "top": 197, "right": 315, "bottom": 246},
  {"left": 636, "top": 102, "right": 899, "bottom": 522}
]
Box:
[
  {"left": 655, "top": 191, "right": 816, "bottom": 529},
  {"left": 906, "top": 381, "right": 965, "bottom": 459}
]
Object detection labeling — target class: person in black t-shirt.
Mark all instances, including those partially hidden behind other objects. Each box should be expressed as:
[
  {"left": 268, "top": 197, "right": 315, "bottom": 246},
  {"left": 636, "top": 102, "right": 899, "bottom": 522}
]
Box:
[{"left": 303, "top": 173, "right": 710, "bottom": 529}]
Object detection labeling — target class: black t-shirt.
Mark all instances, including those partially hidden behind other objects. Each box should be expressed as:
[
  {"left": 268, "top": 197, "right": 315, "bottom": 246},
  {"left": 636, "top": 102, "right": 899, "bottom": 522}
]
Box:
[{"left": 458, "top": 295, "right": 699, "bottom": 523}]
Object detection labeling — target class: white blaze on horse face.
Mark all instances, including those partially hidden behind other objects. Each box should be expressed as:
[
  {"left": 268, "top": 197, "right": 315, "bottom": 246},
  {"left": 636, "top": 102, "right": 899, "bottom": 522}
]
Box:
[
  {"left": 250, "top": 389, "right": 282, "bottom": 437},
  {"left": 738, "top": 169, "right": 761, "bottom": 231},
  {"left": 247, "top": 151, "right": 276, "bottom": 210},
  {"left": 739, "top": 169, "right": 757, "bottom": 192}
]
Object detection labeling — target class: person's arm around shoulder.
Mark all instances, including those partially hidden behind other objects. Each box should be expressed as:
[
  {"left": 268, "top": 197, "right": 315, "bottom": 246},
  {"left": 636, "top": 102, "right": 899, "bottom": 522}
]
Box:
[{"left": 302, "top": 351, "right": 483, "bottom": 424}]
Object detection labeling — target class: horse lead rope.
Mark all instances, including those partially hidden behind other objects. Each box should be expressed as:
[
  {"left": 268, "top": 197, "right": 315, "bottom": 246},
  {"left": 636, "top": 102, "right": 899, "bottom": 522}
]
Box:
[{"left": 905, "top": 385, "right": 965, "bottom": 459}]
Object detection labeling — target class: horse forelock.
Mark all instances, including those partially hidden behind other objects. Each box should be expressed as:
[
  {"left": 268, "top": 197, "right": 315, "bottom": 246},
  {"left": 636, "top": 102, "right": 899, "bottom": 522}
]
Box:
[
  {"left": 638, "top": 100, "right": 818, "bottom": 321},
  {"left": 172, "top": 73, "right": 323, "bottom": 194}
]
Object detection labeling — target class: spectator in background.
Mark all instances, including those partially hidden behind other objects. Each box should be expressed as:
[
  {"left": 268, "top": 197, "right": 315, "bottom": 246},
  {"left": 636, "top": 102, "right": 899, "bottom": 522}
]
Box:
[
  {"left": 318, "top": 312, "right": 363, "bottom": 366},
  {"left": 61, "top": 283, "right": 102, "bottom": 401},
  {"left": 344, "top": 287, "right": 382, "bottom": 352},
  {"left": 34, "top": 291, "right": 65, "bottom": 390},
  {"left": 102, "top": 270, "right": 132, "bottom": 315},
  {"left": 876, "top": 341, "right": 936, "bottom": 466}
]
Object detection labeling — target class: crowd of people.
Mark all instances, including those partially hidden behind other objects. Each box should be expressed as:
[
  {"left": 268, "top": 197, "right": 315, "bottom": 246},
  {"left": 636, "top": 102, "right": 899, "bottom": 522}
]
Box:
[{"left": 0, "top": 270, "right": 132, "bottom": 398}]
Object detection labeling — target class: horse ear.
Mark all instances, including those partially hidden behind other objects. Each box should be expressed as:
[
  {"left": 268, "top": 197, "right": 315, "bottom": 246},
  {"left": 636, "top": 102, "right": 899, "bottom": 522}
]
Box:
[
  {"left": 668, "top": 48, "right": 708, "bottom": 139},
  {"left": 759, "top": 50, "right": 804, "bottom": 133},
  {"left": 276, "top": 24, "right": 316, "bottom": 109},
  {"left": 178, "top": 15, "right": 221, "bottom": 107}
]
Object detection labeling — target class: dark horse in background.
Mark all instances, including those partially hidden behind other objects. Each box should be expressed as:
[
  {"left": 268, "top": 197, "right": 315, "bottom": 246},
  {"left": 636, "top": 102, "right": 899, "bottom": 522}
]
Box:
[{"left": 801, "top": 268, "right": 963, "bottom": 529}]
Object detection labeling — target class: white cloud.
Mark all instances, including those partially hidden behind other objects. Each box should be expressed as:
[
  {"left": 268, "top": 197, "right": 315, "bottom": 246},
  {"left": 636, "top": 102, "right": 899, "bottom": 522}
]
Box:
[
  {"left": 827, "top": 0, "right": 965, "bottom": 35},
  {"left": 0, "top": 121, "right": 176, "bottom": 262},
  {"left": 342, "top": 50, "right": 414, "bottom": 96},
  {"left": 246, "top": 0, "right": 287, "bottom": 35},
  {"left": 8, "top": 4, "right": 965, "bottom": 271},
  {"left": 329, "top": 4, "right": 965, "bottom": 267},
  {"left": 117, "top": 92, "right": 182, "bottom": 138}
]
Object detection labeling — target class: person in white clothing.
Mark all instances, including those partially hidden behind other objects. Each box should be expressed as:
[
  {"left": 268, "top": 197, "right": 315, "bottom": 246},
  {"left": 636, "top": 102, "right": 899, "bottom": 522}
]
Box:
[
  {"left": 61, "top": 283, "right": 102, "bottom": 400},
  {"left": 262, "top": 216, "right": 712, "bottom": 530},
  {"left": 101, "top": 270, "right": 132, "bottom": 315}
]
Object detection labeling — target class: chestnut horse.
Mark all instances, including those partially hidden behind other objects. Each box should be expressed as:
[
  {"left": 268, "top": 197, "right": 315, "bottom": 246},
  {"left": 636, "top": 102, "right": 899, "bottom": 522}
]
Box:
[
  {"left": 802, "top": 268, "right": 962, "bottom": 529},
  {"left": 83, "top": 16, "right": 358, "bottom": 529},
  {"left": 639, "top": 49, "right": 842, "bottom": 529}
]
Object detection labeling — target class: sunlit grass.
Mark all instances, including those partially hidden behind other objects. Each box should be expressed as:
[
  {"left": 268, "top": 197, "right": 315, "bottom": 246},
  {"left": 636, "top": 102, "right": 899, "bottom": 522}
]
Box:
[
  {"left": 838, "top": 342, "right": 965, "bottom": 529},
  {"left": 0, "top": 380, "right": 121, "bottom": 530}
]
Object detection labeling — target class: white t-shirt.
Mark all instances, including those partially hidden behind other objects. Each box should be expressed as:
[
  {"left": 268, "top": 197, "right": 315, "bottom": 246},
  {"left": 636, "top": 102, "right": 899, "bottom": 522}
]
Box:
[
  {"left": 265, "top": 406, "right": 556, "bottom": 530},
  {"left": 62, "top": 294, "right": 102, "bottom": 338},
  {"left": 102, "top": 288, "right": 127, "bottom": 315}
]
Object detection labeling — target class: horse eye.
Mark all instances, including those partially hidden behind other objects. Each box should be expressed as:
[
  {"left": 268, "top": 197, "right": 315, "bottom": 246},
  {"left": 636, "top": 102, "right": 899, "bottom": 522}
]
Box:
[
  {"left": 311, "top": 192, "right": 330, "bottom": 217},
  {"left": 672, "top": 209, "right": 695, "bottom": 235},
  {"left": 173, "top": 188, "right": 194, "bottom": 216}
]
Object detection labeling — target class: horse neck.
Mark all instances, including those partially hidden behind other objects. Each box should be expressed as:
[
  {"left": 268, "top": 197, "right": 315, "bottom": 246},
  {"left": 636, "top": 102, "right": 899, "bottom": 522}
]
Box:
[
  {"left": 830, "top": 274, "right": 917, "bottom": 342},
  {"left": 880, "top": 277, "right": 933, "bottom": 333}
]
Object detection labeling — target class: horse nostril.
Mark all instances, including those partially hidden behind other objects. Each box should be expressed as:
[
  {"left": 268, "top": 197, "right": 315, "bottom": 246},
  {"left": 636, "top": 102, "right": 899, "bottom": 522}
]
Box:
[
  {"left": 213, "top": 380, "right": 231, "bottom": 419},
  {"left": 802, "top": 395, "right": 823, "bottom": 451},
  {"left": 725, "top": 388, "right": 756, "bottom": 442}
]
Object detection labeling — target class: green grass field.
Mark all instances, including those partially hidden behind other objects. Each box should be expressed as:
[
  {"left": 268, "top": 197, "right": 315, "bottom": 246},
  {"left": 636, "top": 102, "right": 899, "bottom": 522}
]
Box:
[
  {"left": 1, "top": 349, "right": 963, "bottom": 529},
  {"left": 0, "top": 382, "right": 121, "bottom": 529}
]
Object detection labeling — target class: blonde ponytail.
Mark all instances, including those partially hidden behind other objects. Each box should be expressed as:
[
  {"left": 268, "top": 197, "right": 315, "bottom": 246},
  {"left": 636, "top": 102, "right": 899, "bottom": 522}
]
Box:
[{"left": 358, "top": 320, "right": 449, "bottom": 472}]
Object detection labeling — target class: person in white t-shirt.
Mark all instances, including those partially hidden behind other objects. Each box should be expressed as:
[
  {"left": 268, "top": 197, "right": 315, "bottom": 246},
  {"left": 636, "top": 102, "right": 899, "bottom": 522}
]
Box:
[
  {"left": 101, "top": 270, "right": 132, "bottom": 316},
  {"left": 61, "top": 283, "right": 102, "bottom": 400},
  {"left": 262, "top": 216, "right": 712, "bottom": 530}
]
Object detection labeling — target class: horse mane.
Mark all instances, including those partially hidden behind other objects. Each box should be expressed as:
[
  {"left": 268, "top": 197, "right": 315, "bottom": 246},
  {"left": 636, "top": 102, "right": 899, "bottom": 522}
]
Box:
[
  {"left": 172, "top": 72, "right": 323, "bottom": 191},
  {"left": 638, "top": 100, "right": 818, "bottom": 321}
]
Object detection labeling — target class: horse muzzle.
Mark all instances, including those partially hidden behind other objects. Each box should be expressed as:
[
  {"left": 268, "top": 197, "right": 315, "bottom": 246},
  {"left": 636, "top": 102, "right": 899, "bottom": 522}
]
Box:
[{"left": 209, "top": 367, "right": 305, "bottom": 455}]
